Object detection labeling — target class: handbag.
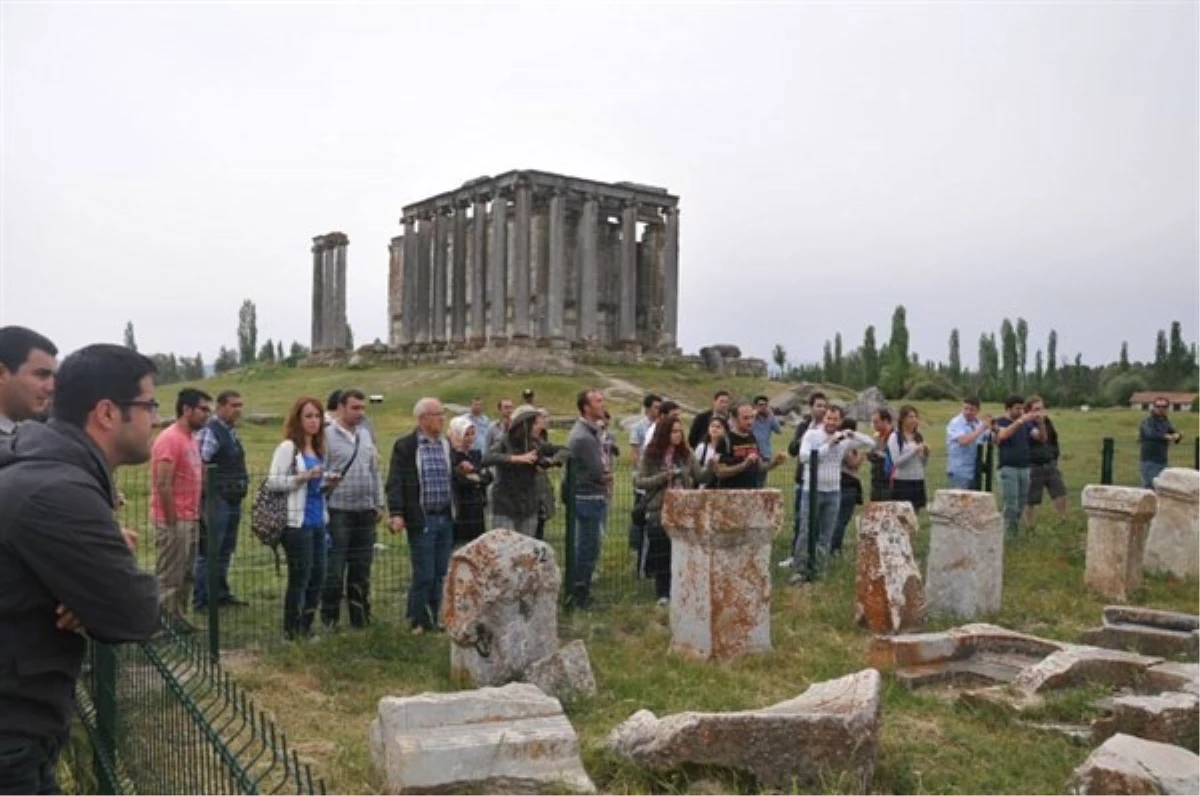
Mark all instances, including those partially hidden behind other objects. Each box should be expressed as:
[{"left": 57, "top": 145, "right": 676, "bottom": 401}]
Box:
[
  {"left": 631, "top": 491, "right": 648, "bottom": 527},
  {"left": 250, "top": 444, "right": 297, "bottom": 574}
]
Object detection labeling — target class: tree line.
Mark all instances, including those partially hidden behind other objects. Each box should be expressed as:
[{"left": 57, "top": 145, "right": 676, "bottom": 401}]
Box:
[
  {"left": 771, "top": 307, "right": 1199, "bottom": 407},
  {"left": 121, "top": 299, "right": 331, "bottom": 385}
]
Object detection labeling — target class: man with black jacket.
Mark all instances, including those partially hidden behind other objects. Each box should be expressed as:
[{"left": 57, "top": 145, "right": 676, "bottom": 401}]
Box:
[
  {"left": 0, "top": 344, "right": 160, "bottom": 794},
  {"left": 194, "top": 389, "right": 249, "bottom": 610},
  {"left": 386, "top": 397, "right": 454, "bottom": 634},
  {"left": 1023, "top": 395, "right": 1067, "bottom": 525},
  {"left": 687, "top": 390, "right": 730, "bottom": 449}
]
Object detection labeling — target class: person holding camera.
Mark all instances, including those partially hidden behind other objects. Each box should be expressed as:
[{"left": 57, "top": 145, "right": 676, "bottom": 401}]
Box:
[
  {"left": 995, "top": 394, "right": 1040, "bottom": 541},
  {"left": 1139, "top": 396, "right": 1184, "bottom": 488},
  {"left": 483, "top": 403, "right": 558, "bottom": 537}
]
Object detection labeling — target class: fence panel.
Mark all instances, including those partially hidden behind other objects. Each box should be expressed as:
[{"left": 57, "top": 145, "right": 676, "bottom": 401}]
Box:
[{"left": 67, "top": 629, "right": 324, "bottom": 794}]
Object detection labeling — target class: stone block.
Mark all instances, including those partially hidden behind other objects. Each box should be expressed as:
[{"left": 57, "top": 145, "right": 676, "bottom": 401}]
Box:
[
  {"left": 524, "top": 640, "right": 597, "bottom": 702},
  {"left": 1082, "top": 485, "right": 1158, "bottom": 601},
  {"left": 1146, "top": 662, "right": 1200, "bottom": 696},
  {"left": 1092, "top": 692, "right": 1199, "bottom": 750},
  {"left": 661, "top": 489, "right": 783, "bottom": 661},
  {"left": 1014, "top": 646, "right": 1163, "bottom": 694},
  {"left": 926, "top": 490, "right": 1005, "bottom": 620},
  {"left": 1067, "top": 733, "right": 1199, "bottom": 795},
  {"left": 1145, "top": 468, "right": 1200, "bottom": 579},
  {"left": 443, "top": 530, "right": 561, "bottom": 688},
  {"left": 606, "top": 669, "right": 882, "bottom": 791},
  {"left": 855, "top": 502, "right": 924, "bottom": 634},
  {"left": 369, "top": 683, "right": 595, "bottom": 794}
]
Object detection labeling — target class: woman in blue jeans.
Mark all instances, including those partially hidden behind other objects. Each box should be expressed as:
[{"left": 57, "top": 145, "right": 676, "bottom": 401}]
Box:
[{"left": 266, "top": 397, "right": 336, "bottom": 640}]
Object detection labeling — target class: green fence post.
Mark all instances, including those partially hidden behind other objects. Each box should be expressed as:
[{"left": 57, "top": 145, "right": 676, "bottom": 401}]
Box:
[
  {"left": 1101, "top": 438, "right": 1114, "bottom": 485},
  {"left": 563, "top": 458, "right": 576, "bottom": 611},
  {"left": 1194, "top": 437, "right": 1198, "bottom": 471},
  {"left": 972, "top": 445, "right": 984, "bottom": 491},
  {"left": 982, "top": 441, "right": 995, "bottom": 493},
  {"left": 92, "top": 643, "right": 119, "bottom": 795},
  {"left": 204, "top": 465, "right": 220, "bottom": 664},
  {"left": 806, "top": 449, "right": 819, "bottom": 580}
]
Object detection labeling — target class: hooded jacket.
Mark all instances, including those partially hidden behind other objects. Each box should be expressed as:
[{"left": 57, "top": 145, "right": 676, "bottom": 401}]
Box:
[
  {"left": 483, "top": 413, "right": 568, "bottom": 521},
  {"left": 0, "top": 420, "right": 159, "bottom": 742}
]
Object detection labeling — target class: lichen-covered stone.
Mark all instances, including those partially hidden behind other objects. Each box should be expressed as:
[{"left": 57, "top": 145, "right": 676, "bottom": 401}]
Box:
[
  {"left": 660, "top": 489, "right": 782, "bottom": 661},
  {"left": 1145, "top": 468, "right": 1200, "bottom": 579},
  {"left": 1082, "top": 485, "right": 1157, "bottom": 602},
  {"left": 606, "top": 669, "right": 882, "bottom": 791},
  {"left": 525, "top": 640, "right": 597, "bottom": 702},
  {"left": 926, "top": 490, "right": 1004, "bottom": 620},
  {"left": 442, "top": 529, "right": 561, "bottom": 687},
  {"left": 1067, "top": 733, "right": 1199, "bottom": 795},
  {"left": 855, "top": 502, "right": 924, "bottom": 634}
]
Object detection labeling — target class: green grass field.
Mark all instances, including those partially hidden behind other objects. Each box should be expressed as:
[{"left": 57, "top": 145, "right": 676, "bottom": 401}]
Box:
[{"left": 122, "top": 362, "right": 1199, "bottom": 795}]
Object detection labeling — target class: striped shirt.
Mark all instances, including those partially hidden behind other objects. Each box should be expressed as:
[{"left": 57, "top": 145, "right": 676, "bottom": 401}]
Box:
[
  {"left": 799, "top": 427, "right": 876, "bottom": 493},
  {"left": 417, "top": 432, "right": 452, "bottom": 512}
]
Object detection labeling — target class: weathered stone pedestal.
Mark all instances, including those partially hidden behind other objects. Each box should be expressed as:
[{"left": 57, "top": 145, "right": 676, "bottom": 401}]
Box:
[
  {"left": 855, "top": 501, "right": 924, "bottom": 634},
  {"left": 926, "top": 490, "right": 1004, "bottom": 620},
  {"left": 1145, "top": 468, "right": 1200, "bottom": 580},
  {"left": 443, "top": 530, "right": 561, "bottom": 687},
  {"left": 1082, "top": 486, "right": 1158, "bottom": 602},
  {"left": 661, "top": 489, "right": 782, "bottom": 661}
]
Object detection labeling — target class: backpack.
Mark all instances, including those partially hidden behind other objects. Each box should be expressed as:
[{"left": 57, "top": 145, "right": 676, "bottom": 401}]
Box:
[{"left": 250, "top": 444, "right": 296, "bottom": 573}]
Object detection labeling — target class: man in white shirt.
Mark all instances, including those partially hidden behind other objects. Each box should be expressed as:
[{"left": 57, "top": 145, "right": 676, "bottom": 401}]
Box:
[{"left": 788, "top": 405, "right": 874, "bottom": 585}]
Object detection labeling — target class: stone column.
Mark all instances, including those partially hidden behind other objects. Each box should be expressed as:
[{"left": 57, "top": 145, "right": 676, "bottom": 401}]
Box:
[
  {"left": 431, "top": 209, "right": 448, "bottom": 347},
  {"left": 925, "top": 490, "right": 1004, "bottom": 620},
  {"left": 619, "top": 202, "right": 638, "bottom": 349},
  {"left": 532, "top": 207, "right": 550, "bottom": 340},
  {"left": 489, "top": 194, "right": 508, "bottom": 344},
  {"left": 451, "top": 202, "right": 468, "bottom": 345},
  {"left": 855, "top": 502, "right": 924, "bottom": 634},
  {"left": 310, "top": 235, "right": 325, "bottom": 350},
  {"left": 1144, "top": 469, "right": 1200, "bottom": 579},
  {"left": 415, "top": 214, "right": 432, "bottom": 347},
  {"left": 512, "top": 178, "right": 532, "bottom": 343},
  {"left": 402, "top": 216, "right": 419, "bottom": 351},
  {"left": 578, "top": 196, "right": 599, "bottom": 345},
  {"left": 547, "top": 190, "right": 567, "bottom": 346},
  {"left": 322, "top": 242, "right": 338, "bottom": 351},
  {"left": 663, "top": 207, "right": 679, "bottom": 351},
  {"left": 470, "top": 196, "right": 488, "bottom": 347},
  {"left": 1082, "top": 485, "right": 1158, "bottom": 602},
  {"left": 388, "top": 235, "right": 405, "bottom": 349},
  {"left": 332, "top": 234, "right": 348, "bottom": 349},
  {"left": 660, "top": 489, "right": 782, "bottom": 662}
]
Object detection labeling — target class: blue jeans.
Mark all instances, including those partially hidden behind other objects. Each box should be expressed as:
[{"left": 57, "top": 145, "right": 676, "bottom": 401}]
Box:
[
  {"left": 791, "top": 490, "right": 841, "bottom": 577},
  {"left": 0, "top": 735, "right": 61, "bottom": 795},
  {"left": 572, "top": 498, "right": 607, "bottom": 599},
  {"left": 947, "top": 473, "right": 976, "bottom": 491},
  {"left": 281, "top": 525, "right": 327, "bottom": 639},
  {"left": 194, "top": 497, "right": 241, "bottom": 608},
  {"left": 998, "top": 466, "right": 1031, "bottom": 539},
  {"left": 406, "top": 514, "right": 453, "bottom": 629},
  {"left": 1141, "top": 461, "right": 1167, "bottom": 489}
]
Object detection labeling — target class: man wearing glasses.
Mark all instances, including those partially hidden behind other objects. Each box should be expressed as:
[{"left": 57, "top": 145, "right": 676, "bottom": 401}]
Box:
[
  {"left": 1139, "top": 397, "right": 1183, "bottom": 488},
  {"left": 151, "top": 388, "right": 212, "bottom": 629},
  {"left": 0, "top": 344, "right": 160, "bottom": 794}
]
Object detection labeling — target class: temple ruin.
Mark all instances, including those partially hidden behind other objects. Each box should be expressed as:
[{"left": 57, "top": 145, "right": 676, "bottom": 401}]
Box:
[{"left": 387, "top": 169, "right": 680, "bottom": 353}]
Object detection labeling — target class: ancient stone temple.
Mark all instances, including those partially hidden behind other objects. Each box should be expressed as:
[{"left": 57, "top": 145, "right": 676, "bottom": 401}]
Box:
[
  {"left": 311, "top": 232, "right": 349, "bottom": 352},
  {"left": 388, "top": 170, "right": 680, "bottom": 353}
]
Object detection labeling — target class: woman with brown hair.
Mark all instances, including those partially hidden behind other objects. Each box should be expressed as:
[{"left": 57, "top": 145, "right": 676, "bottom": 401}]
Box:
[
  {"left": 886, "top": 404, "right": 930, "bottom": 514},
  {"left": 266, "top": 396, "right": 336, "bottom": 640},
  {"left": 634, "top": 416, "right": 712, "bottom": 605}
]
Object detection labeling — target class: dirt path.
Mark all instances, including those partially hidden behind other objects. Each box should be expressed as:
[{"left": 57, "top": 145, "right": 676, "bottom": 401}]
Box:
[{"left": 587, "top": 368, "right": 702, "bottom": 414}]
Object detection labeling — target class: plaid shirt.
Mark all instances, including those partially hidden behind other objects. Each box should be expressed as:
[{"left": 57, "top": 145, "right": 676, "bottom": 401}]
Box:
[
  {"left": 196, "top": 416, "right": 239, "bottom": 463},
  {"left": 417, "top": 432, "right": 452, "bottom": 512}
]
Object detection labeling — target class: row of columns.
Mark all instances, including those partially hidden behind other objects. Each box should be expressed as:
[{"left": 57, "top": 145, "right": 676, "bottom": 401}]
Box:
[
  {"left": 389, "top": 182, "right": 679, "bottom": 352},
  {"left": 311, "top": 232, "right": 349, "bottom": 352}
]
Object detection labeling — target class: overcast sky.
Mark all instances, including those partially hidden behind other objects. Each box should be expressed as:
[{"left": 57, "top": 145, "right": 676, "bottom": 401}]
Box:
[{"left": 3, "top": 2, "right": 1197, "bottom": 369}]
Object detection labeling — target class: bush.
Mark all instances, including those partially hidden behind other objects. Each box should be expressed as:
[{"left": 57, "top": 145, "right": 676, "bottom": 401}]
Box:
[
  {"left": 1102, "top": 372, "right": 1148, "bottom": 407},
  {"left": 904, "top": 375, "right": 960, "bottom": 401}
]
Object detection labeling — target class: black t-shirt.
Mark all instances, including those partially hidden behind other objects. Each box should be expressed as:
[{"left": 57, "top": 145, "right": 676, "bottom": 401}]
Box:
[
  {"left": 996, "top": 417, "right": 1032, "bottom": 468},
  {"left": 1029, "top": 417, "right": 1060, "bottom": 466},
  {"left": 718, "top": 429, "right": 762, "bottom": 490}
]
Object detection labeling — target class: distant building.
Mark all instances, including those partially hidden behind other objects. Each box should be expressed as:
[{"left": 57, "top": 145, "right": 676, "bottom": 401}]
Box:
[{"left": 1128, "top": 391, "right": 1199, "bottom": 412}]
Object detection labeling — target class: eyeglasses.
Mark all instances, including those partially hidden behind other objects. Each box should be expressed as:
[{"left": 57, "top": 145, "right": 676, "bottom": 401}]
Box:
[{"left": 1154, "top": 404, "right": 1169, "bottom": 410}]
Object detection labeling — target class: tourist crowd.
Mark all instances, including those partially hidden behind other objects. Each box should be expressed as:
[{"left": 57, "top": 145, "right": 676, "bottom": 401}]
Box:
[{"left": 0, "top": 322, "right": 1190, "bottom": 793}]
